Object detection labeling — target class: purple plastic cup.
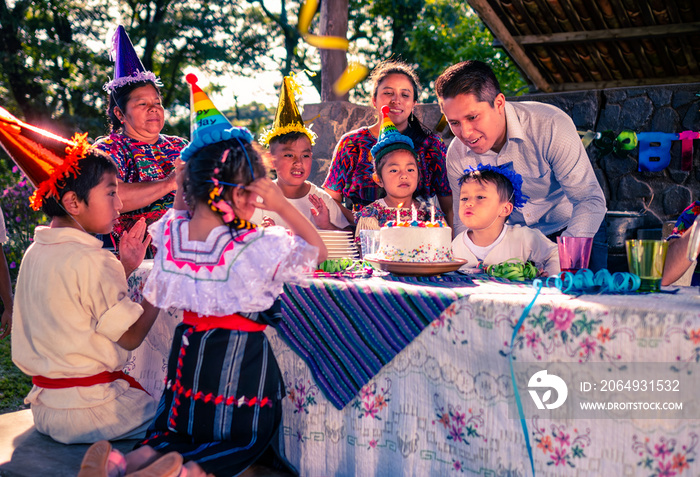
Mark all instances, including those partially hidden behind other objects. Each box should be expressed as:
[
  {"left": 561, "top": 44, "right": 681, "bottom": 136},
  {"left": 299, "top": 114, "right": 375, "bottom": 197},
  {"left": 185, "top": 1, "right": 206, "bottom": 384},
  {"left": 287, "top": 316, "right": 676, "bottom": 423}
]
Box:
[{"left": 557, "top": 236, "right": 593, "bottom": 274}]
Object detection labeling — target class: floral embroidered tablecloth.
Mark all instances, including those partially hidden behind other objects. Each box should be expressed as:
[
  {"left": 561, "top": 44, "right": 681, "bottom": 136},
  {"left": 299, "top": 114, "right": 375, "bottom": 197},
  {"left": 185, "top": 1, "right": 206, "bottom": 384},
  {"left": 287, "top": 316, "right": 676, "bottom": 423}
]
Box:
[
  {"left": 267, "top": 282, "right": 700, "bottom": 476},
  {"left": 125, "top": 263, "right": 700, "bottom": 476}
]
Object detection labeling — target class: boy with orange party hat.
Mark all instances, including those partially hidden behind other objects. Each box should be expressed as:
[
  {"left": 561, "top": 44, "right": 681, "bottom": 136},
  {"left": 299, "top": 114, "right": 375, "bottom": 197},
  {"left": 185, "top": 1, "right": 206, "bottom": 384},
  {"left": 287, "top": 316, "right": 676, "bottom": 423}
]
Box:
[
  {"left": 0, "top": 107, "right": 160, "bottom": 444},
  {"left": 253, "top": 74, "right": 352, "bottom": 230}
]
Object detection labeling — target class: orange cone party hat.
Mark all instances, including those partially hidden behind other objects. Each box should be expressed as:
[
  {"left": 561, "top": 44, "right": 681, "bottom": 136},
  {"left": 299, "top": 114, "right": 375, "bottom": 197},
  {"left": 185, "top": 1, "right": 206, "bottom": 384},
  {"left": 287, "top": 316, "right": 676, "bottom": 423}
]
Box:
[
  {"left": 179, "top": 73, "right": 254, "bottom": 162},
  {"left": 258, "top": 74, "right": 316, "bottom": 147},
  {"left": 0, "top": 107, "right": 90, "bottom": 210}
]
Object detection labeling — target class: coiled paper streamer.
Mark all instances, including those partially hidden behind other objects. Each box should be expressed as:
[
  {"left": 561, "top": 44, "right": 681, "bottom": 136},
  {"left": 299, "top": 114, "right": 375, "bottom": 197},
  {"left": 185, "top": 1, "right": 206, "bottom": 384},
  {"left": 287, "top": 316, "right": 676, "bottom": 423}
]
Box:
[{"left": 533, "top": 268, "right": 641, "bottom": 294}]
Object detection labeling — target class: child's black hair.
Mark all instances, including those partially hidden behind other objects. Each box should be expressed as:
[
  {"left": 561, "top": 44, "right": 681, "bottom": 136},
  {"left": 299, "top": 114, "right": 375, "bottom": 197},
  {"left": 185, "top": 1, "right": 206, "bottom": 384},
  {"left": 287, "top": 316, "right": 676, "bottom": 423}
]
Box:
[
  {"left": 458, "top": 169, "right": 514, "bottom": 205},
  {"left": 41, "top": 149, "right": 118, "bottom": 217},
  {"left": 184, "top": 138, "right": 267, "bottom": 230},
  {"left": 269, "top": 131, "right": 310, "bottom": 149}
]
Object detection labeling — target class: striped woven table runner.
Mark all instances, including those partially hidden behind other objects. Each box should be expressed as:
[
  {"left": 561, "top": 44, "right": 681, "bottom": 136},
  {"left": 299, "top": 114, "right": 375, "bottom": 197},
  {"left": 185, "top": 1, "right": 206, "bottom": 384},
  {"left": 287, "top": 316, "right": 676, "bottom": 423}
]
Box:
[{"left": 278, "top": 274, "right": 478, "bottom": 409}]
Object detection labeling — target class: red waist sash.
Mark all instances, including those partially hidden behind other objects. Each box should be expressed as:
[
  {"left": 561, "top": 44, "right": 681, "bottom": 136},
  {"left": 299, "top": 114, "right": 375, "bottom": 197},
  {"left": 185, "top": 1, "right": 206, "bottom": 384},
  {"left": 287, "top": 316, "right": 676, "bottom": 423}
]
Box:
[
  {"left": 33, "top": 370, "right": 147, "bottom": 394},
  {"left": 183, "top": 310, "right": 267, "bottom": 332}
]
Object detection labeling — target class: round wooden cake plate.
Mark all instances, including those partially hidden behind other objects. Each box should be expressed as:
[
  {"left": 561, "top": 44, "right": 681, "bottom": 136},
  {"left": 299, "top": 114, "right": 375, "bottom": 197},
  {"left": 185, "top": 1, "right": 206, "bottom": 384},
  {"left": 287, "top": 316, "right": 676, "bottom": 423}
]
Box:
[{"left": 366, "top": 258, "right": 467, "bottom": 276}]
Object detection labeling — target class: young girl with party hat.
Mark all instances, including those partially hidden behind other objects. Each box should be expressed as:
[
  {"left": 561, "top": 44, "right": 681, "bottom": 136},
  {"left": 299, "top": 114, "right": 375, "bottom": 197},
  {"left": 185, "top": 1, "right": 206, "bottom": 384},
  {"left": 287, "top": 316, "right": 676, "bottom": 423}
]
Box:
[
  {"left": 355, "top": 105, "right": 446, "bottom": 235},
  {"left": 122, "top": 75, "right": 326, "bottom": 476}
]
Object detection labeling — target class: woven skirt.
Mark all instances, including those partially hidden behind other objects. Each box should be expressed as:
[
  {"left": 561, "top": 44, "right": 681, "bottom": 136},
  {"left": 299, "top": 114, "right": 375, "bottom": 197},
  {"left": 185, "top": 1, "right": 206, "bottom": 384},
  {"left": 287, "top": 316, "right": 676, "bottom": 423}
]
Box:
[{"left": 137, "top": 322, "right": 296, "bottom": 476}]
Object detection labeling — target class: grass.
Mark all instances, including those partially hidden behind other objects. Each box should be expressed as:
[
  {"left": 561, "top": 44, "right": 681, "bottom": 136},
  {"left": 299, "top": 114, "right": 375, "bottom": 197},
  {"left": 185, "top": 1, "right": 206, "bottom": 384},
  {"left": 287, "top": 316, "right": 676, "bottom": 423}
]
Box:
[{"left": 0, "top": 336, "right": 31, "bottom": 414}]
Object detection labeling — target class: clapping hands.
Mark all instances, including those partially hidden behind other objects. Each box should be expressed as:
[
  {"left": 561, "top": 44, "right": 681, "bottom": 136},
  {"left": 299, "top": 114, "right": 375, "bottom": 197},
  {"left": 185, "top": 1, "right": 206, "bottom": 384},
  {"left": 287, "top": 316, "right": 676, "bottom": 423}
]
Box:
[
  {"left": 309, "top": 194, "right": 334, "bottom": 230},
  {"left": 260, "top": 216, "right": 276, "bottom": 227},
  {"left": 119, "top": 218, "right": 152, "bottom": 277}
]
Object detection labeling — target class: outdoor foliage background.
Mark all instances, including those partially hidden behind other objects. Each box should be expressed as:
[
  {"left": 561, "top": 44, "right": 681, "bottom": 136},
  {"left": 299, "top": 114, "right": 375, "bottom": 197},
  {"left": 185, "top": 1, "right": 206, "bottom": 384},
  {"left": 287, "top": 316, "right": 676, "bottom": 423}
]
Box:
[
  {"left": 0, "top": 166, "right": 43, "bottom": 412},
  {"left": 0, "top": 0, "right": 525, "bottom": 412}
]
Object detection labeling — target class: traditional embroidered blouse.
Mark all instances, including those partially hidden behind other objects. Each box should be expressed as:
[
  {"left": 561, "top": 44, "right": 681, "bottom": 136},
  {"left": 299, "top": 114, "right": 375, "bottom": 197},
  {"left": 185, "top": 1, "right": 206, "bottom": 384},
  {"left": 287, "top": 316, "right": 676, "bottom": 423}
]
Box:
[
  {"left": 670, "top": 201, "right": 700, "bottom": 238},
  {"left": 93, "top": 133, "right": 188, "bottom": 237},
  {"left": 143, "top": 209, "right": 319, "bottom": 316}
]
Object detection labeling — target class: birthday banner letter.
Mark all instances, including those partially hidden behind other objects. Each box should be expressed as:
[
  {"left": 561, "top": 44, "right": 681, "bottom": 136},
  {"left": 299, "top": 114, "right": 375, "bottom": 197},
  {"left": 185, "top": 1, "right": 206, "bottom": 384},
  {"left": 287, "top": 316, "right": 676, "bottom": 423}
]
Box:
[{"left": 636, "top": 132, "right": 679, "bottom": 172}]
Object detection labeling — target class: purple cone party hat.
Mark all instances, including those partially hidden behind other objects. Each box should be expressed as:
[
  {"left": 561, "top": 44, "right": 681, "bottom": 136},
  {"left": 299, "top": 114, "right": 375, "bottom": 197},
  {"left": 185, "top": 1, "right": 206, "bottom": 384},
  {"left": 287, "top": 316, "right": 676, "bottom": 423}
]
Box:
[
  {"left": 370, "top": 105, "right": 415, "bottom": 166},
  {"left": 180, "top": 73, "right": 254, "bottom": 162},
  {"left": 103, "top": 25, "right": 162, "bottom": 92},
  {"left": 258, "top": 74, "right": 316, "bottom": 147},
  {"left": 0, "top": 107, "right": 90, "bottom": 210}
]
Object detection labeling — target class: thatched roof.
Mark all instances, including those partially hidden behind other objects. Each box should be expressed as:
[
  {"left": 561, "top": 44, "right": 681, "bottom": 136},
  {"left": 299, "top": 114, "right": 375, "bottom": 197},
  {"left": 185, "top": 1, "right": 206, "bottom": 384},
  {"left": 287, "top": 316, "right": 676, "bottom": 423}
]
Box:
[{"left": 467, "top": 0, "right": 700, "bottom": 92}]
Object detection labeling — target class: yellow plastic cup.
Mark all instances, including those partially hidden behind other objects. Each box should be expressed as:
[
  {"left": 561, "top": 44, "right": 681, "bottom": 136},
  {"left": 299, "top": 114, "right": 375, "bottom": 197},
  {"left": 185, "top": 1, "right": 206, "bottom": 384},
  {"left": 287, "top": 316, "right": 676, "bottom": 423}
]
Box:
[{"left": 625, "top": 239, "right": 668, "bottom": 292}]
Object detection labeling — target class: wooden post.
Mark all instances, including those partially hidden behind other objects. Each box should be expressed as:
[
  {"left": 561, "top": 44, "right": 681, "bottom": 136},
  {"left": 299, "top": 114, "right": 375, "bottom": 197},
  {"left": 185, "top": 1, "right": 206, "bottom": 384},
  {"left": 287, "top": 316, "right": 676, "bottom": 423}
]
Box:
[{"left": 319, "top": 0, "right": 349, "bottom": 101}]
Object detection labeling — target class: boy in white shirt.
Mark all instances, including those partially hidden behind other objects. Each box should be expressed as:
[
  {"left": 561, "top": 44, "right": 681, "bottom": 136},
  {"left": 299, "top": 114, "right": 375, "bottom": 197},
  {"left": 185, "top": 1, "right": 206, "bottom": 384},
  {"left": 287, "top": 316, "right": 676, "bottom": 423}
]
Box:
[
  {"left": 252, "top": 131, "right": 351, "bottom": 230},
  {"left": 452, "top": 164, "right": 559, "bottom": 276},
  {"left": 254, "top": 75, "right": 351, "bottom": 230}
]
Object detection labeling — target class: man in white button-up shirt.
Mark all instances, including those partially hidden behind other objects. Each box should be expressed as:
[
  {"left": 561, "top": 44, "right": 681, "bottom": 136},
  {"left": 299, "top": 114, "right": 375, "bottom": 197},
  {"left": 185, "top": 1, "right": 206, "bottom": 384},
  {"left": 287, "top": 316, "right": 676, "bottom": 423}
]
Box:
[{"left": 435, "top": 60, "right": 608, "bottom": 271}]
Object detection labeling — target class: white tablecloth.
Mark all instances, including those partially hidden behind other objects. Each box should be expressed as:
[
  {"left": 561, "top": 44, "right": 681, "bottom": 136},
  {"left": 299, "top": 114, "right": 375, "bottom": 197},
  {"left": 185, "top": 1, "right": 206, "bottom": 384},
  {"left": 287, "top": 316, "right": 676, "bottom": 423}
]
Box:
[
  {"left": 125, "top": 263, "right": 700, "bottom": 476},
  {"left": 269, "top": 283, "right": 700, "bottom": 476}
]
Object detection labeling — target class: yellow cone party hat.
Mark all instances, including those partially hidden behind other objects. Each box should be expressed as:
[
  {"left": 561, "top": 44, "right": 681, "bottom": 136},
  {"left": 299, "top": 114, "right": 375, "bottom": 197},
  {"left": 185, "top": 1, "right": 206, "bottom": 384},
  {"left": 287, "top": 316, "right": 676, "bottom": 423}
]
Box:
[
  {"left": 258, "top": 74, "right": 316, "bottom": 147},
  {"left": 180, "top": 74, "right": 253, "bottom": 162}
]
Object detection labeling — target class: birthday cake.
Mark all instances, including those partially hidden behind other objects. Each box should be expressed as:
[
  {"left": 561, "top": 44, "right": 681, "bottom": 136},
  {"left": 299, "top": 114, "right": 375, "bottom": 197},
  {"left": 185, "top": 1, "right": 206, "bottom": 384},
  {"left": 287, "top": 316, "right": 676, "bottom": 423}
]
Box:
[{"left": 376, "top": 220, "right": 453, "bottom": 263}]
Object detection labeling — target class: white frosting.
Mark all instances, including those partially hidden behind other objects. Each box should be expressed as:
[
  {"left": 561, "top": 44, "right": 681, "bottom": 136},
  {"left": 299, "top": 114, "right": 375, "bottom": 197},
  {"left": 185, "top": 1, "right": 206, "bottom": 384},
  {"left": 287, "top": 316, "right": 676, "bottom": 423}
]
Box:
[{"left": 377, "top": 224, "right": 453, "bottom": 262}]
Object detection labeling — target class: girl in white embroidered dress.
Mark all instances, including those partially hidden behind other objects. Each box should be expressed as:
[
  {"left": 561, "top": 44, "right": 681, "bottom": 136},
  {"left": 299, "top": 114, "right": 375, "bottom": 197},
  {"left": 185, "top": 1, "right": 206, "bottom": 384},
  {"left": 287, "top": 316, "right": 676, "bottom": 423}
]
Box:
[{"left": 123, "top": 129, "right": 326, "bottom": 476}]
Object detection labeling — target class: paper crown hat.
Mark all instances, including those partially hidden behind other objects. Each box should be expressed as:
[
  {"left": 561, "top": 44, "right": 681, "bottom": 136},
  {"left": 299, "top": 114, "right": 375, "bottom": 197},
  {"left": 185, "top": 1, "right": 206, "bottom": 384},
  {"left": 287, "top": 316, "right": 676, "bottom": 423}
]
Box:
[
  {"left": 180, "top": 73, "right": 254, "bottom": 162},
  {"left": 0, "top": 107, "right": 90, "bottom": 210},
  {"left": 258, "top": 74, "right": 316, "bottom": 147},
  {"left": 103, "top": 25, "right": 161, "bottom": 92},
  {"left": 460, "top": 163, "right": 529, "bottom": 209},
  {"left": 370, "top": 105, "right": 416, "bottom": 166}
]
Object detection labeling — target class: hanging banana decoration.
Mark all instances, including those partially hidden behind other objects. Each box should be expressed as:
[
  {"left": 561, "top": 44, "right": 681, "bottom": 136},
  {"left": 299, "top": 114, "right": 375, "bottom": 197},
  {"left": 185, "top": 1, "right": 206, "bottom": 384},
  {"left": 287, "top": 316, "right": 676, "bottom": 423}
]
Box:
[{"left": 297, "top": 0, "right": 368, "bottom": 96}]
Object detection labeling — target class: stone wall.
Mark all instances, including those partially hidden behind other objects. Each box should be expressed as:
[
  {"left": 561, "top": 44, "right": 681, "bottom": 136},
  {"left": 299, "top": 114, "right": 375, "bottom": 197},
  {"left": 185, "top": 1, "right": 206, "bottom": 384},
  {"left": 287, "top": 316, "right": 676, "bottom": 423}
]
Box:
[{"left": 302, "top": 83, "right": 700, "bottom": 268}]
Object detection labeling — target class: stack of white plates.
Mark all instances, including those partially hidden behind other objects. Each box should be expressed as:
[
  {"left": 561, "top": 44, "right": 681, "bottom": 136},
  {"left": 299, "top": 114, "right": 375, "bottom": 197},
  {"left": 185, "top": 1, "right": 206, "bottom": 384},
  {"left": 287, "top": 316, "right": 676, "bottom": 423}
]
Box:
[{"left": 318, "top": 230, "right": 360, "bottom": 259}]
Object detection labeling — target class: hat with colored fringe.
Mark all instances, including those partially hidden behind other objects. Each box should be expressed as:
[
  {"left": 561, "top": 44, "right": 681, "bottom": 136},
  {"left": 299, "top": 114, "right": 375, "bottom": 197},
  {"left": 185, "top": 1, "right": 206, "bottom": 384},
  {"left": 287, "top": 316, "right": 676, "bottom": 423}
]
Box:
[
  {"left": 103, "top": 25, "right": 162, "bottom": 92},
  {"left": 180, "top": 73, "right": 254, "bottom": 162},
  {"left": 460, "top": 163, "right": 529, "bottom": 209},
  {"left": 258, "top": 74, "right": 316, "bottom": 147},
  {"left": 370, "top": 105, "right": 416, "bottom": 166},
  {"left": 0, "top": 107, "right": 91, "bottom": 210}
]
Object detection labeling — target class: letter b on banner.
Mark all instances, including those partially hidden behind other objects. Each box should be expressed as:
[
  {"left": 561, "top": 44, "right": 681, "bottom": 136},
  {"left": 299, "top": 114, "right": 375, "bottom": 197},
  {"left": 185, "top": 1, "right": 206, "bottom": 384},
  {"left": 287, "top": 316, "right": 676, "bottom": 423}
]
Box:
[{"left": 637, "top": 132, "right": 678, "bottom": 172}]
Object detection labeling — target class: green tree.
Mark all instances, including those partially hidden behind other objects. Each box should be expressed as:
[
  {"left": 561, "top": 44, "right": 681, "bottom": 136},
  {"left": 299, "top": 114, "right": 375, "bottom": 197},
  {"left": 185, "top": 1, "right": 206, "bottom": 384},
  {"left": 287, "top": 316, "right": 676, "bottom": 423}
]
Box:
[
  {"left": 348, "top": 0, "right": 424, "bottom": 62},
  {"left": 224, "top": 101, "right": 275, "bottom": 136},
  {"left": 248, "top": 0, "right": 326, "bottom": 94},
  {"left": 117, "top": 0, "right": 275, "bottom": 130},
  {"left": 341, "top": 0, "right": 526, "bottom": 102},
  {"left": 408, "top": 0, "right": 527, "bottom": 99},
  {"left": 0, "top": 0, "right": 277, "bottom": 138},
  {"left": 0, "top": 0, "right": 112, "bottom": 133}
]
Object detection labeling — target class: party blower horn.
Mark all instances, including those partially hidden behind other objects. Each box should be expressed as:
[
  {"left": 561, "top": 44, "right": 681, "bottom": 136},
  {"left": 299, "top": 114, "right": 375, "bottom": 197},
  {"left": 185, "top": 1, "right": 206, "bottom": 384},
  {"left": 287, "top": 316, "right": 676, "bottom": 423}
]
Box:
[{"left": 0, "top": 106, "right": 90, "bottom": 210}]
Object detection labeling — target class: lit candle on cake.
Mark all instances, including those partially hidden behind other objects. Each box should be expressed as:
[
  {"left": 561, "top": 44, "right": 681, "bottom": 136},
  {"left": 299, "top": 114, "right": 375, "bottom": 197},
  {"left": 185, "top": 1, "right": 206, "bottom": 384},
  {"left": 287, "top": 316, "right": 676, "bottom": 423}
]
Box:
[
  {"left": 396, "top": 202, "right": 403, "bottom": 224},
  {"left": 411, "top": 203, "right": 417, "bottom": 222},
  {"left": 430, "top": 204, "right": 435, "bottom": 223}
]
